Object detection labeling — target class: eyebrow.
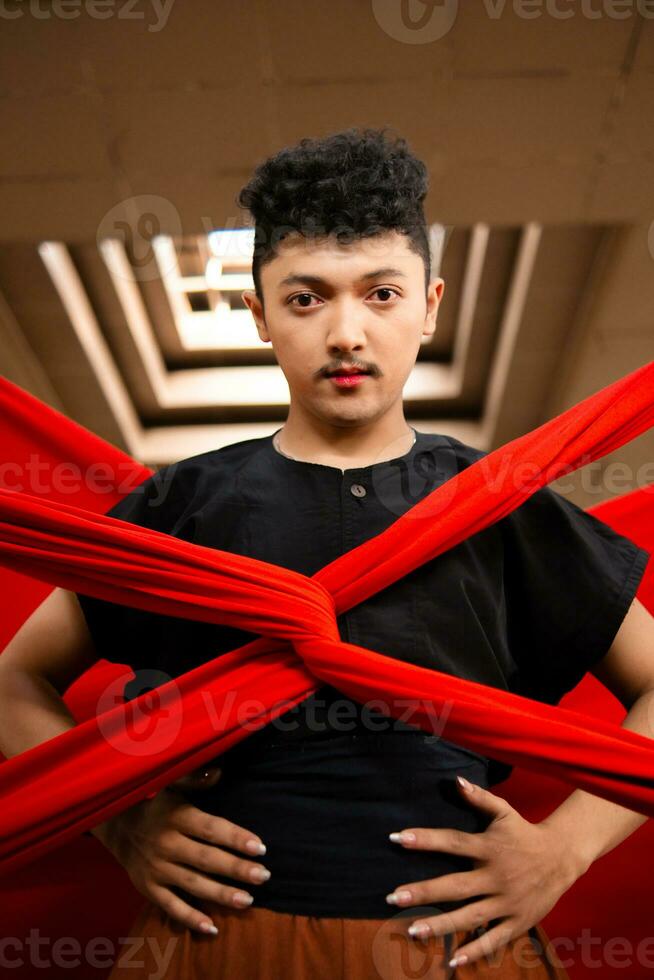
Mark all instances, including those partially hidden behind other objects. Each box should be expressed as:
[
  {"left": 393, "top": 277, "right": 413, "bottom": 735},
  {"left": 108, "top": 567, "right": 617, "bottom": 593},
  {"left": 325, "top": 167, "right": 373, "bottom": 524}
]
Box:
[{"left": 277, "top": 267, "right": 408, "bottom": 289}]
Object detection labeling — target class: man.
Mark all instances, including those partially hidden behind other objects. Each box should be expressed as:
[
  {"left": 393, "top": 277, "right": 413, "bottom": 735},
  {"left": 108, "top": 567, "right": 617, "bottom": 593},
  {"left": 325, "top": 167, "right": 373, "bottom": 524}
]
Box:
[{"left": 1, "top": 127, "right": 652, "bottom": 979}]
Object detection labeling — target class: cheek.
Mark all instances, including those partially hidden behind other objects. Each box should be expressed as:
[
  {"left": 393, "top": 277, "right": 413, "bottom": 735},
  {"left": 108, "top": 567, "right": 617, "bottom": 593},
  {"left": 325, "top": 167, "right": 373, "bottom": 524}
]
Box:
[
  {"left": 281, "top": 330, "right": 312, "bottom": 359},
  {"left": 273, "top": 336, "right": 307, "bottom": 375},
  {"left": 277, "top": 349, "right": 318, "bottom": 395},
  {"left": 381, "top": 332, "right": 418, "bottom": 369}
]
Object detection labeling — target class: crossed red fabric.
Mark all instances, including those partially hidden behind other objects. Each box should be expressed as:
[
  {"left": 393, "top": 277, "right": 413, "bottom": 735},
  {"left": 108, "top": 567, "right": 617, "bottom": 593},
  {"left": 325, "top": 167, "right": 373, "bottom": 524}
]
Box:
[{"left": 1, "top": 368, "right": 654, "bottom": 980}]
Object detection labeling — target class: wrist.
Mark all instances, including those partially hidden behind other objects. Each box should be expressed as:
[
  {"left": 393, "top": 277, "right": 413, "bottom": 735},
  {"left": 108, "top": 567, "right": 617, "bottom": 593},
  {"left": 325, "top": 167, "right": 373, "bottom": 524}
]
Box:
[
  {"left": 84, "top": 790, "right": 158, "bottom": 847},
  {"left": 539, "top": 815, "right": 594, "bottom": 883},
  {"left": 86, "top": 818, "right": 119, "bottom": 853}
]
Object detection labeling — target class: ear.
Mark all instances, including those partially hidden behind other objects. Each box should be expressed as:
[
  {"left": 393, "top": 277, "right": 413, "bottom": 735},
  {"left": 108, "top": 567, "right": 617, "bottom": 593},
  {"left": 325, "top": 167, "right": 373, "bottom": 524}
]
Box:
[
  {"left": 242, "top": 289, "right": 271, "bottom": 343},
  {"left": 423, "top": 277, "right": 444, "bottom": 341}
]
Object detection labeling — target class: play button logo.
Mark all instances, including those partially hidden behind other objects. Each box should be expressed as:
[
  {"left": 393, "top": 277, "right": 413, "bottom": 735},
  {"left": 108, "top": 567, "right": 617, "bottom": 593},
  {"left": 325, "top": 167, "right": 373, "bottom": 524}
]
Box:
[{"left": 372, "top": 0, "right": 459, "bottom": 44}]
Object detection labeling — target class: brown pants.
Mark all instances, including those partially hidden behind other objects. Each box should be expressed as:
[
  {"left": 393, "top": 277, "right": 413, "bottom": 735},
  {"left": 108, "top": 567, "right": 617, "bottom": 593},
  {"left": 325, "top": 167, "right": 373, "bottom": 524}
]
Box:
[{"left": 108, "top": 898, "right": 571, "bottom": 979}]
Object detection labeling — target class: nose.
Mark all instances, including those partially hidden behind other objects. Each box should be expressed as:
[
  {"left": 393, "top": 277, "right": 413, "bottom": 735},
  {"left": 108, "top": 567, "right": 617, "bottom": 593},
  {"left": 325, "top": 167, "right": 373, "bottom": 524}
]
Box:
[{"left": 324, "top": 300, "right": 367, "bottom": 355}]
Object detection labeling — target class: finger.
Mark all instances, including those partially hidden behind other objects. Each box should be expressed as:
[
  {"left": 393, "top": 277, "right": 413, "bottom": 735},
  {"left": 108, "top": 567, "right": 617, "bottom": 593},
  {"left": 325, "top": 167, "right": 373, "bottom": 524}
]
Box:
[
  {"left": 157, "top": 831, "right": 271, "bottom": 888},
  {"left": 386, "top": 869, "right": 492, "bottom": 908},
  {"left": 389, "top": 825, "right": 488, "bottom": 860},
  {"left": 173, "top": 804, "right": 267, "bottom": 857},
  {"left": 447, "top": 920, "right": 516, "bottom": 969},
  {"left": 147, "top": 880, "right": 220, "bottom": 936},
  {"left": 155, "top": 856, "right": 256, "bottom": 910},
  {"left": 407, "top": 898, "right": 502, "bottom": 940},
  {"left": 455, "top": 775, "right": 514, "bottom": 820}
]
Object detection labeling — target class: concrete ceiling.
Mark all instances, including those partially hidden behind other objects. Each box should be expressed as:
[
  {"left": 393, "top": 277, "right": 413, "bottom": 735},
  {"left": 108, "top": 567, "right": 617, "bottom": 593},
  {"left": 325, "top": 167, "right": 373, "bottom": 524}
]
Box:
[{"left": 0, "top": 1, "right": 652, "bottom": 506}]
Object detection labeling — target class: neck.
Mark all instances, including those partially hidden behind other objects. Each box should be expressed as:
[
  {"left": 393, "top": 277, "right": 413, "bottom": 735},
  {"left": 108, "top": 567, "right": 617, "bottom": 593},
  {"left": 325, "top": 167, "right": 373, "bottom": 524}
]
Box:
[{"left": 275, "top": 405, "right": 416, "bottom": 470}]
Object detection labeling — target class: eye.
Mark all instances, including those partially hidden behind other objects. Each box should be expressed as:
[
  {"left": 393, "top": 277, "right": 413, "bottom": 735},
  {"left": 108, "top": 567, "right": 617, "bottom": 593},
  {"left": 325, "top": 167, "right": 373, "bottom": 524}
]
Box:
[
  {"left": 370, "top": 287, "right": 400, "bottom": 302},
  {"left": 287, "top": 292, "right": 320, "bottom": 308},
  {"left": 287, "top": 287, "right": 400, "bottom": 308}
]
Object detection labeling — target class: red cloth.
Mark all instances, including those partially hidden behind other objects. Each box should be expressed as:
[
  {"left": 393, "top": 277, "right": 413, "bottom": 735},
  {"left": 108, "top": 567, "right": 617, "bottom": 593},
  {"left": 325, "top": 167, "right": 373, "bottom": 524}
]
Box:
[{"left": 0, "top": 366, "right": 653, "bottom": 979}]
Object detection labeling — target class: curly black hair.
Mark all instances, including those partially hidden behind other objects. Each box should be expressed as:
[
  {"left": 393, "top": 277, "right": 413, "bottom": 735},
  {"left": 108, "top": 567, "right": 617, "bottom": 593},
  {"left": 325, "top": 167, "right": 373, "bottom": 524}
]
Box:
[{"left": 236, "top": 126, "right": 431, "bottom": 310}]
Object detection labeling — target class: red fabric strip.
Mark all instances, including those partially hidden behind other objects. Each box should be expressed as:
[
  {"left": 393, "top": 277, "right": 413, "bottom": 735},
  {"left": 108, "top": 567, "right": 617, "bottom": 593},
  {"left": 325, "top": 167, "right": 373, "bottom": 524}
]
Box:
[{"left": 0, "top": 365, "right": 652, "bottom": 878}]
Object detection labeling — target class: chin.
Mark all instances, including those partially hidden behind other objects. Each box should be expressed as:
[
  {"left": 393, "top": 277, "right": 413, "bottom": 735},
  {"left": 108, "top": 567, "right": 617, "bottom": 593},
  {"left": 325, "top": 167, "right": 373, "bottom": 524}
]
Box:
[{"left": 316, "top": 406, "right": 379, "bottom": 428}]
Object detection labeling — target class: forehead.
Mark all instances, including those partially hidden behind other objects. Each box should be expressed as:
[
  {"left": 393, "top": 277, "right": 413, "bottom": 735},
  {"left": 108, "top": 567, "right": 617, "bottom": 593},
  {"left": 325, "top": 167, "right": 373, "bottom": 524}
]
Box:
[{"left": 262, "top": 229, "right": 421, "bottom": 284}]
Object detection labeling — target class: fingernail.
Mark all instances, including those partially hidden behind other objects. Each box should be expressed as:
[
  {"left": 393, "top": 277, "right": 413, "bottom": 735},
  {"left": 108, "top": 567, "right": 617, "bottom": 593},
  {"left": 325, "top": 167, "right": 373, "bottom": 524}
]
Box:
[
  {"left": 250, "top": 867, "right": 271, "bottom": 883},
  {"left": 449, "top": 954, "right": 468, "bottom": 967},
  {"left": 408, "top": 922, "right": 431, "bottom": 938},
  {"left": 386, "top": 890, "right": 412, "bottom": 904},
  {"left": 389, "top": 831, "right": 416, "bottom": 843},
  {"left": 246, "top": 839, "right": 267, "bottom": 855},
  {"left": 233, "top": 892, "right": 254, "bottom": 907},
  {"left": 456, "top": 775, "right": 473, "bottom": 791},
  {"left": 199, "top": 921, "right": 218, "bottom": 935}
]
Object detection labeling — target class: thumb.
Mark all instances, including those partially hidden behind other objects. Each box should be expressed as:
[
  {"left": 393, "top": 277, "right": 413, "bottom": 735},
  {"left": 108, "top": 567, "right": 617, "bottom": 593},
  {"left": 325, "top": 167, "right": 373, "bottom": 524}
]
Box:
[{"left": 455, "top": 774, "right": 511, "bottom": 818}]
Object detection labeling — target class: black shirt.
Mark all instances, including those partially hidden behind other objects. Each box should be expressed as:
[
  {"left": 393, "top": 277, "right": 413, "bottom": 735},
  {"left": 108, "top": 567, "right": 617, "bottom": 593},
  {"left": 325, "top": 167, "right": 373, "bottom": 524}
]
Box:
[{"left": 76, "top": 427, "right": 650, "bottom": 918}]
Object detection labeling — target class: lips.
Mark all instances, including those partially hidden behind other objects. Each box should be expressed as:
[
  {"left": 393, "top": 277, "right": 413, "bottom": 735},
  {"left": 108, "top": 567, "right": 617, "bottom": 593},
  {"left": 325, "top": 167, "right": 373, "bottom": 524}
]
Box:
[
  {"left": 327, "top": 370, "right": 370, "bottom": 377},
  {"left": 328, "top": 372, "right": 369, "bottom": 387}
]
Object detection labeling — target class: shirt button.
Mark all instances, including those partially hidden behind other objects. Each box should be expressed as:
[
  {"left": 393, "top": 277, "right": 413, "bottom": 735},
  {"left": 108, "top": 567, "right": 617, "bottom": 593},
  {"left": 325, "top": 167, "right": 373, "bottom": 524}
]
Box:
[{"left": 350, "top": 483, "right": 367, "bottom": 498}]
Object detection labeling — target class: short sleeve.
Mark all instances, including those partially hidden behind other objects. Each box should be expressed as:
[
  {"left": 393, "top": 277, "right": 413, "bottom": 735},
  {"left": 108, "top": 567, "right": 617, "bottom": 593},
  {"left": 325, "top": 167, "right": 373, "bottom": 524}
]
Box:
[
  {"left": 75, "top": 463, "right": 195, "bottom": 666},
  {"left": 500, "top": 485, "right": 651, "bottom": 705}
]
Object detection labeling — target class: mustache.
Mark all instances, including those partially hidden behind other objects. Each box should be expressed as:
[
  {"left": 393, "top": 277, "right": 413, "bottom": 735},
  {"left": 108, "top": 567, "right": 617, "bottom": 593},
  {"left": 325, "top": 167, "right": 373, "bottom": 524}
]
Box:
[{"left": 319, "top": 362, "right": 380, "bottom": 377}]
